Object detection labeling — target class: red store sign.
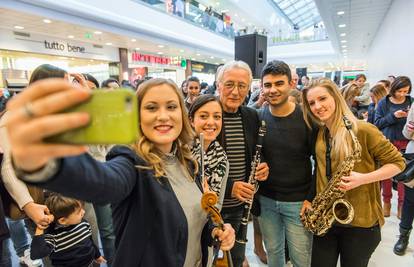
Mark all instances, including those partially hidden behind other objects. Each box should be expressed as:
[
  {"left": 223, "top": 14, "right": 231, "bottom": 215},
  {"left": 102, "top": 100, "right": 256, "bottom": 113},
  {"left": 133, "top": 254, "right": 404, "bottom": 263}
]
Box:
[{"left": 131, "top": 52, "right": 182, "bottom": 66}]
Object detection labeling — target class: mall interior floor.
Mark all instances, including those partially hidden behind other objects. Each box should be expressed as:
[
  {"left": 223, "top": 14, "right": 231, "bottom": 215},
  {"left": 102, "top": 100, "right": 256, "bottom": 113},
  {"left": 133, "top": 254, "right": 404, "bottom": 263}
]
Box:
[{"left": 8, "top": 197, "right": 414, "bottom": 266}]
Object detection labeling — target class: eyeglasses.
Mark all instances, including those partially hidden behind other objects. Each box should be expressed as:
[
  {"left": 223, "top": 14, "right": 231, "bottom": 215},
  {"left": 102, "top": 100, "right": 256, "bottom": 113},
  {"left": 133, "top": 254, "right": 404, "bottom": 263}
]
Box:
[{"left": 222, "top": 81, "right": 249, "bottom": 92}]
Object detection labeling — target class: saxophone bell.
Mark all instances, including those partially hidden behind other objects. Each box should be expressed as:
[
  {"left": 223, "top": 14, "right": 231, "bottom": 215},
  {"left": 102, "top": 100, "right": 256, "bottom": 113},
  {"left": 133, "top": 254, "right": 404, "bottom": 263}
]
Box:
[{"left": 332, "top": 198, "right": 354, "bottom": 225}]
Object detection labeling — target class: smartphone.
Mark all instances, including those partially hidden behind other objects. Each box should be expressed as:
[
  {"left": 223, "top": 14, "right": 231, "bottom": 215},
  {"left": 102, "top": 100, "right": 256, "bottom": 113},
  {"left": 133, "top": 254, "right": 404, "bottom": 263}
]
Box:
[{"left": 46, "top": 89, "right": 138, "bottom": 144}]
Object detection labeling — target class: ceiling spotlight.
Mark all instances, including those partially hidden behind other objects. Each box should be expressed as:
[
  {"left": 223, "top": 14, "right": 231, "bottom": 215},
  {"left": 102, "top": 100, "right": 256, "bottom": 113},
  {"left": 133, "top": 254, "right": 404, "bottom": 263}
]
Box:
[
  {"left": 337, "top": 11, "right": 345, "bottom": 15},
  {"left": 105, "top": 42, "right": 113, "bottom": 45},
  {"left": 135, "top": 47, "right": 141, "bottom": 50},
  {"left": 341, "top": 40, "right": 347, "bottom": 43},
  {"left": 196, "top": 53, "right": 201, "bottom": 56},
  {"left": 14, "top": 25, "right": 24, "bottom": 30},
  {"left": 340, "top": 33, "right": 346, "bottom": 37},
  {"left": 94, "top": 31, "right": 102, "bottom": 35},
  {"left": 338, "top": 24, "right": 346, "bottom": 28},
  {"left": 210, "top": 56, "right": 215, "bottom": 59},
  {"left": 222, "top": 58, "right": 226, "bottom": 61},
  {"left": 342, "top": 45, "right": 347, "bottom": 48},
  {"left": 191, "top": 58, "right": 196, "bottom": 60},
  {"left": 342, "top": 49, "right": 348, "bottom": 52},
  {"left": 179, "top": 49, "right": 184, "bottom": 53},
  {"left": 67, "top": 35, "right": 75, "bottom": 39},
  {"left": 157, "top": 52, "right": 163, "bottom": 55},
  {"left": 131, "top": 39, "right": 136, "bottom": 42},
  {"left": 43, "top": 19, "right": 52, "bottom": 23},
  {"left": 157, "top": 45, "right": 165, "bottom": 48}
]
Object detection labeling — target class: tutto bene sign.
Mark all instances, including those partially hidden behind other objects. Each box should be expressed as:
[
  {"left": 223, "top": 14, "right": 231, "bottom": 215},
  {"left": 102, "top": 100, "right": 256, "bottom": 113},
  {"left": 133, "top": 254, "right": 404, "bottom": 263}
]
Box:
[
  {"left": 130, "top": 51, "right": 185, "bottom": 68},
  {"left": 0, "top": 29, "right": 119, "bottom": 62}
]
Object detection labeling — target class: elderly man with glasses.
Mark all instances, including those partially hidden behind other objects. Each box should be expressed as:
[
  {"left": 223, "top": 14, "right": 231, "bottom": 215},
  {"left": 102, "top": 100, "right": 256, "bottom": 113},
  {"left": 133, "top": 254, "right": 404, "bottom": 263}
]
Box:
[{"left": 216, "top": 61, "right": 269, "bottom": 267}]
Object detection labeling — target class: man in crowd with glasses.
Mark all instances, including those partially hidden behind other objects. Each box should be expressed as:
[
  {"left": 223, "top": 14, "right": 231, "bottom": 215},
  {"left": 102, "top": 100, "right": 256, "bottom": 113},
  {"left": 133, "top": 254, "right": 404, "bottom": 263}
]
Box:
[{"left": 216, "top": 61, "right": 269, "bottom": 267}]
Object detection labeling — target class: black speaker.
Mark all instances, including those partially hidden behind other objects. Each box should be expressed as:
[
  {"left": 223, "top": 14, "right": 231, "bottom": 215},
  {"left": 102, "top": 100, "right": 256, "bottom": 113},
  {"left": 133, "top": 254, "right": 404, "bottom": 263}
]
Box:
[{"left": 235, "top": 34, "right": 267, "bottom": 79}]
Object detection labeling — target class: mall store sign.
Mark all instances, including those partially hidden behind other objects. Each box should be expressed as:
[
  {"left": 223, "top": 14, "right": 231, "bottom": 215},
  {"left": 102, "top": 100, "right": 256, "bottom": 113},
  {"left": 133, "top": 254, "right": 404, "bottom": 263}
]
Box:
[
  {"left": 129, "top": 51, "right": 186, "bottom": 68},
  {"left": 0, "top": 29, "right": 119, "bottom": 62}
]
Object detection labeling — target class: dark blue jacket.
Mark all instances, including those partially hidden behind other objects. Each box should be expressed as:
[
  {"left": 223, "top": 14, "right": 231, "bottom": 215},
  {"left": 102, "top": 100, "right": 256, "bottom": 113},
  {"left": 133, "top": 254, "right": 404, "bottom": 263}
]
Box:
[
  {"left": 367, "top": 102, "right": 376, "bottom": 124},
  {"left": 374, "top": 96, "right": 411, "bottom": 141},
  {"left": 32, "top": 146, "right": 214, "bottom": 267}
]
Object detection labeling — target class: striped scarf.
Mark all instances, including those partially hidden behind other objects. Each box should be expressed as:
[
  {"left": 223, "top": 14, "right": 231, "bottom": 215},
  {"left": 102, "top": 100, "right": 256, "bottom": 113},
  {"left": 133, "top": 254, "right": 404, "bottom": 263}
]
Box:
[{"left": 192, "top": 138, "right": 228, "bottom": 195}]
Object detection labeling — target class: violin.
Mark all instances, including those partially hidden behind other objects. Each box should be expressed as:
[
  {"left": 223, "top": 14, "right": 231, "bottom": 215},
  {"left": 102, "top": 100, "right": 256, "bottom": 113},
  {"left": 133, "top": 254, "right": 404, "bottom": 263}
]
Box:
[{"left": 201, "top": 192, "right": 233, "bottom": 267}]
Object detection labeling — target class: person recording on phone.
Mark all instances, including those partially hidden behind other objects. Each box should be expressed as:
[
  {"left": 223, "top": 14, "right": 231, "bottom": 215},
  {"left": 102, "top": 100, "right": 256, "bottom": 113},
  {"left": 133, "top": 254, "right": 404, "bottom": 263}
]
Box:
[
  {"left": 374, "top": 76, "right": 412, "bottom": 218},
  {"left": 4, "top": 77, "right": 235, "bottom": 267}
]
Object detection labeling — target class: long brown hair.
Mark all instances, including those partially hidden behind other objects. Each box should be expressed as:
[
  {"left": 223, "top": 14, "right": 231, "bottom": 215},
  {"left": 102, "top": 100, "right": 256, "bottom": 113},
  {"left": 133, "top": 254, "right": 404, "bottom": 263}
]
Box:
[
  {"left": 133, "top": 78, "right": 197, "bottom": 177},
  {"left": 302, "top": 78, "right": 358, "bottom": 161}
]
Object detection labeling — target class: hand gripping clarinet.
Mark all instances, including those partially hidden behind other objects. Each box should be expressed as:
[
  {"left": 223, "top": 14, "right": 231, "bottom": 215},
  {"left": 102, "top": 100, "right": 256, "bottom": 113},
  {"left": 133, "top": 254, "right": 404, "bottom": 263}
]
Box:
[{"left": 235, "top": 120, "right": 266, "bottom": 244}]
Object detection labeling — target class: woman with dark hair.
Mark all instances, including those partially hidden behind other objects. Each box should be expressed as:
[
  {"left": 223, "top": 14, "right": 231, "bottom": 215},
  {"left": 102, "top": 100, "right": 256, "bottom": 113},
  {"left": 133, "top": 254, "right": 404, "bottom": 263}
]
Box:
[
  {"left": 188, "top": 94, "right": 228, "bottom": 210},
  {"left": 101, "top": 78, "right": 120, "bottom": 89},
  {"left": 29, "top": 64, "right": 66, "bottom": 84},
  {"left": 181, "top": 80, "right": 188, "bottom": 98},
  {"left": 301, "top": 78, "right": 404, "bottom": 267},
  {"left": 82, "top": 73, "right": 99, "bottom": 89},
  {"left": 375, "top": 76, "right": 412, "bottom": 218},
  {"left": 4, "top": 78, "right": 235, "bottom": 266}
]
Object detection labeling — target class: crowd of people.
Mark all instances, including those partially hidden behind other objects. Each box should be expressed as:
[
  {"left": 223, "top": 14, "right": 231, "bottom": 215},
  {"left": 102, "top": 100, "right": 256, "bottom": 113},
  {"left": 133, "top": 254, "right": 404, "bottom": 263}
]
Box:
[{"left": 0, "top": 59, "right": 412, "bottom": 267}]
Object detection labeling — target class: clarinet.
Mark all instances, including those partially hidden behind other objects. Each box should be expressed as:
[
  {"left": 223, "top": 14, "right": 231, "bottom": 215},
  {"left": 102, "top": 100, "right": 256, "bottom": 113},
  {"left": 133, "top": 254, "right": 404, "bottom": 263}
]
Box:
[{"left": 235, "top": 120, "right": 266, "bottom": 244}]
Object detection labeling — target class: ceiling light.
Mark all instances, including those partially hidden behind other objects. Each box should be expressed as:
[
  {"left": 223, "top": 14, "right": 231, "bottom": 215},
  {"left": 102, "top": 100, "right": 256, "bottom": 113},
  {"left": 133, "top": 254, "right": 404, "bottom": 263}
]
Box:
[
  {"left": 157, "top": 52, "right": 163, "bottom": 55},
  {"left": 340, "top": 33, "right": 346, "bottom": 37},
  {"left": 180, "top": 49, "right": 184, "bottom": 53},
  {"left": 242, "top": 18, "right": 246, "bottom": 22},
  {"left": 337, "top": 11, "right": 345, "bottom": 15},
  {"left": 248, "top": 22, "right": 252, "bottom": 26},
  {"left": 235, "top": 13, "right": 238, "bottom": 17},
  {"left": 191, "top": 58, "right": 196, "bottom": 60},
  {"left": 131, "top": 39, "right": 136, "bottom": 42},
  {"left": 105, "top": 42, "right": 112, "bottom": 45},
  {"left": 338, "top": 24, "right": 346, "bottom": 28},
  {"left": 14, "top": 26, "right": 24, "bottom": 30},
  {"left": 94, "top": 31, "right": 102, "bottom": 34},
  {"left": 342, "top": 45, "right": 347, "bottom": 48},
  {"left": 342, "top": 49, "right": 348, "bottom": 52},
  {"left": 135, "top": 47, "right": 141, "bottom": 50},
  {"left": 222, "top": 58, "right": 226, "bottom": 61},
  {"left": 216, "top": 1, "right": 220, "bottom": 5},
  {"left": 157, "top": 45, "right": 165, "bottom": 48},
  {"left": 210, "top": 56, "right": 214, "bottom": 59},
  {"left": 341, "top": 40, "right": 347, "bottom": 43},
  {"left": 43, "top": 19, "right": 52, "bottom": 23},
  {"left": 67, "top": 35, "right": 74, "bottom": 39},
  {"left": 196, "top": 53, "right": 201, "bottom": 56},
  {"left": 58, "top": 56, "right": 68, "bottom": 60}
]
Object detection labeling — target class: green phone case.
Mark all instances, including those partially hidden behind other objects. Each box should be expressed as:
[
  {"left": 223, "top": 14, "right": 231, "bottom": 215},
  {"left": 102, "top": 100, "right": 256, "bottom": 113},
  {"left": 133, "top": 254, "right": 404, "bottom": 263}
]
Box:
[{"left": 46, "top": 89, "right": 138, "bottom": 144}]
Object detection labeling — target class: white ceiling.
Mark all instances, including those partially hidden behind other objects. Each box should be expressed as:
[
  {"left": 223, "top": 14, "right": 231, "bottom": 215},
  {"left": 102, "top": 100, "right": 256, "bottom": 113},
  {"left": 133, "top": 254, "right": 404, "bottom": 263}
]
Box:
[
  {"left": 315, "top": 0, "right": 393, "bottom": 61},
  {"left": 0, "top": 8, "right": 230, "bottom": 65}
]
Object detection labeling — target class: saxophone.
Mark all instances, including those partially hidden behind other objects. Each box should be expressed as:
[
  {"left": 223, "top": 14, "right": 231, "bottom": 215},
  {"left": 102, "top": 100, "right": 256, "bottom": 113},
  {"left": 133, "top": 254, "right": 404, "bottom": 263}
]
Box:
[{"left": 301, "top": 116, "right": 362, "bottom": 236}]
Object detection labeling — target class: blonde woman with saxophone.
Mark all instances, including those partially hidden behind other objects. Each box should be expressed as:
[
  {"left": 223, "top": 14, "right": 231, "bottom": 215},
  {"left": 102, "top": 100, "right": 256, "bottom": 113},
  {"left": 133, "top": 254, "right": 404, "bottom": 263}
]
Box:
[{"left": 300, "top": 78, "right": 405, "bottom": 267}]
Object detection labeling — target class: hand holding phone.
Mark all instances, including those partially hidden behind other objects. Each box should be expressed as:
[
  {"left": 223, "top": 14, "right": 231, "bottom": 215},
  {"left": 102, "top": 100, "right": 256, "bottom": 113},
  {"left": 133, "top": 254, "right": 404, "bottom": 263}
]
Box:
[{"left": 46, "top": 89, "right": 138, "bottom": 144}]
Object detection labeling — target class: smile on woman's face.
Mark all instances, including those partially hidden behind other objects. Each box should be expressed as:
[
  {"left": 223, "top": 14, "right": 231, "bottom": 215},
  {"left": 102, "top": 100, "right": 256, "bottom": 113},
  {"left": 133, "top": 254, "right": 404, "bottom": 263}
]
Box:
[
  {"left": 306, "top": 86, "right": 336, "bottom": 125},
  {"left": 140, "top": 84, "right": 183, "bottom": 153},
  {"left": 192, "top": 101, "right": 222, "bottom": 148}
]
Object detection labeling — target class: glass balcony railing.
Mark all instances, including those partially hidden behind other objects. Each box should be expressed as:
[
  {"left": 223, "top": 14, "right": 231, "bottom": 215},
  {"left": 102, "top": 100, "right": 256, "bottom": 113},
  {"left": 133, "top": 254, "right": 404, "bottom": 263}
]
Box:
[
  {"left": 268, "top": 28, "right": 328, "bottom": 46},
  {"left": 135, "top": 0, "right": 236, "bottom": 39}
]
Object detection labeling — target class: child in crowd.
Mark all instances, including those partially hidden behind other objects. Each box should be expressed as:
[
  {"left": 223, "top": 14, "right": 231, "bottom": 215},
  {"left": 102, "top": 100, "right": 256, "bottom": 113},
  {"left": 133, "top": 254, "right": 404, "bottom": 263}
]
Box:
[{"left": 31, "top": 194, "right": 105, "bottom": 267}]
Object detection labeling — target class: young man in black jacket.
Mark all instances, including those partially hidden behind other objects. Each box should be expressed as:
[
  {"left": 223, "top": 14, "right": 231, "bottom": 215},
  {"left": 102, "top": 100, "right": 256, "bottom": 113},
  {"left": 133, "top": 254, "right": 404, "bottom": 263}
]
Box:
[{"left": 257, "top": 60, "right": 314, "bottom": 267}]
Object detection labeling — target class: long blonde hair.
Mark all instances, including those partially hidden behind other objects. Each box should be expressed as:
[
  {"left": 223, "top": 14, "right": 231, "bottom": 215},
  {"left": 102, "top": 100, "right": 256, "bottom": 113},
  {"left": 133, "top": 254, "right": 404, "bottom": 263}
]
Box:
[
  {"left": 302, "top": 78, "right": 358, "bottom": 161},
  {"left": 133, "top": 78, "right": 198, "bottom": 177}
]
